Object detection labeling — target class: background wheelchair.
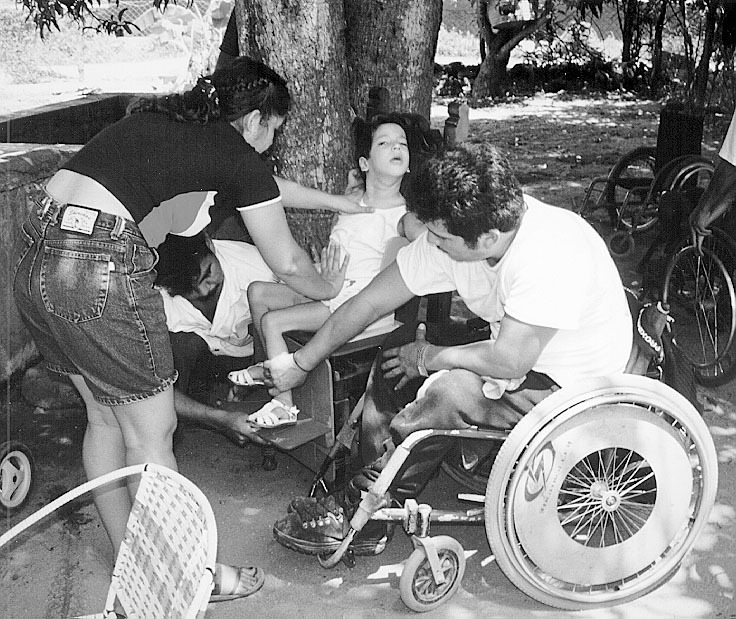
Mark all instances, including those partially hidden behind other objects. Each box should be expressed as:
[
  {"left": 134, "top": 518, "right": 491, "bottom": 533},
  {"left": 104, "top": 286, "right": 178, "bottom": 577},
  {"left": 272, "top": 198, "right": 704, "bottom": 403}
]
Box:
[
  {"left": 576, "top": 107, "right": 714, "bottom": 257},
  {"left": 305, "top": 300, "right": 717, "bottom": 612}
]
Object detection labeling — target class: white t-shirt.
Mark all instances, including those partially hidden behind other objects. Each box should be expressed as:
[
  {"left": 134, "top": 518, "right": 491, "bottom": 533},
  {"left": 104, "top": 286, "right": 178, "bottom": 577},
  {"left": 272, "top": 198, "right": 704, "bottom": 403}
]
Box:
[
  {"left": 160, "top": 240, "right": 276, "bottom": 357},
  {"left": 324, "top": 204, "right": 406, "bottom": 315},
  {"left": 395, "top": 195, "right": 632, "bottom": 387},
  {"left": 719, "top": 110, "right": 736, "bottom": 166}
]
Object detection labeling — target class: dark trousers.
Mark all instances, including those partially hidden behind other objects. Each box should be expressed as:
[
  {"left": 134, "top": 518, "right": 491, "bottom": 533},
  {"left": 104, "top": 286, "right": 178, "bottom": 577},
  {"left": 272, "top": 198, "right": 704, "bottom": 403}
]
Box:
[
  {"left": 169, "top": 331, "right": 249, "bottom": 401},
  {"left": 352, "top": 321, "right": 558, "bottom": 502}
]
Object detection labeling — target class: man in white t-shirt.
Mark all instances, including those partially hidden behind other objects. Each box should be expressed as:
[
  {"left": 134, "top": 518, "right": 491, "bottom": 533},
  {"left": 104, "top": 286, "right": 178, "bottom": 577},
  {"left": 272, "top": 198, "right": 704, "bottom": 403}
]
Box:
[
  {"left": 690, "top": 109, "right": 736, "bottom": 248},
  {"left": 266, "top": 143, "right": 633, "bottom": 557}
]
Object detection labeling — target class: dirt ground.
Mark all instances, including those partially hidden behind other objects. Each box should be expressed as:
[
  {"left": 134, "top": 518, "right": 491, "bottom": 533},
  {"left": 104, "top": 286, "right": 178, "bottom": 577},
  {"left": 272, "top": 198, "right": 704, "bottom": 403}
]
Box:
[{"left": 3, "top": 87, "right": 736, "bottom": 617}]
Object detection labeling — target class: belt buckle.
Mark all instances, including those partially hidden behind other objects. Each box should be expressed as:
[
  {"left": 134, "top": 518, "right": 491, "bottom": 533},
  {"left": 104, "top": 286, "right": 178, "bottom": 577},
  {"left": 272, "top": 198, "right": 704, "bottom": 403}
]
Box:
[{"left": 60, "top": 205, "right": 99, "bottom": 235}]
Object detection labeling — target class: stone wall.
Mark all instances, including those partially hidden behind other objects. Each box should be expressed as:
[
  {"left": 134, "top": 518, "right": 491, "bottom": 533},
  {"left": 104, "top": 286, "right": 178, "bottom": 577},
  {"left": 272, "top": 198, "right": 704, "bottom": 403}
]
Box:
[{"left": 1, "top": 144, "right": 80, "bottom": 382}]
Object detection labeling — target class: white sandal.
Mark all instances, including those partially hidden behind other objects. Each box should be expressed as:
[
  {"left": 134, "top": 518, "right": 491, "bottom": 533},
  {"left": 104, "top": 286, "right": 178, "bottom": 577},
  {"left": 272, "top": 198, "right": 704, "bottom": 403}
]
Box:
[
  {"left": 228, "top": 363, "right": 266, "bottom": 387},
  {"left": 247, "top": 399, "right": 299, "bottom": 428}
]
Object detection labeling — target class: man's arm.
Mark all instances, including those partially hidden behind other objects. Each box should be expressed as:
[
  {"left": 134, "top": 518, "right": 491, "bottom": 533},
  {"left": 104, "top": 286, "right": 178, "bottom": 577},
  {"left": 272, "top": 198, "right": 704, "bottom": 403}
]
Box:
[
  {"left": 381, "top": 314, "right": 557, "bottom": 389},
  {"left": 689, "top": 157, "right": 736, "bottom": 250},
  {"left": 266, "top": 263, "right": 415, "bottom": 392}
]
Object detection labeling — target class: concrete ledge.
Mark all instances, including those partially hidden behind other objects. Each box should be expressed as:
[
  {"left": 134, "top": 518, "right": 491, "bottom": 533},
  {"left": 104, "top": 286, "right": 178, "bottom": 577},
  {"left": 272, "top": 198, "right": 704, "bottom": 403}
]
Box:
[
  {"left": 0, "top": 94, "right": 139, "bottom": 145},
  {"left": 1, "top": 143, "right": 81, "bottom": 381}
]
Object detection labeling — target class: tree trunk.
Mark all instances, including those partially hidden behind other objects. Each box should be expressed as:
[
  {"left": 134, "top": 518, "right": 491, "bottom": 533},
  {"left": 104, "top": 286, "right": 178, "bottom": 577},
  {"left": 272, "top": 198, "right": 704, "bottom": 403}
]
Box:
[
  {"left": 691, "top": 1, "right": 718, "bottom": 114},
  {"left": 344, "top": 0, "right": 442, "bottom": 119},
  {"left": 472, "top": 0, "right": 549, "bottom": 100},
  {"left": 620, "top": 0, "right": 638, "bottom": 64},
  {"left": 235, "top": 0, "right": 352, "bottom": 250},
  {"left": 649, "top": 0, "right": 668, "bottom": 97}
]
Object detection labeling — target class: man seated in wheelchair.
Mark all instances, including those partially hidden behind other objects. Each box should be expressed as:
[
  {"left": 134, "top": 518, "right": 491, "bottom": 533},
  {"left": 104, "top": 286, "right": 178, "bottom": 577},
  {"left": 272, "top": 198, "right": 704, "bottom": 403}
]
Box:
[{"left": 265, "top": 142, "right": 633, "bottom": 557}]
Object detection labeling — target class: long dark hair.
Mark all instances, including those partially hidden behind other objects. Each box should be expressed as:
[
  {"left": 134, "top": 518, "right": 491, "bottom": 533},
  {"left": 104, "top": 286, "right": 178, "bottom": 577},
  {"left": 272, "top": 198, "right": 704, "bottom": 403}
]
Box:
[{"left": 127, "top": 56, "right": 290, "bottom": 124}]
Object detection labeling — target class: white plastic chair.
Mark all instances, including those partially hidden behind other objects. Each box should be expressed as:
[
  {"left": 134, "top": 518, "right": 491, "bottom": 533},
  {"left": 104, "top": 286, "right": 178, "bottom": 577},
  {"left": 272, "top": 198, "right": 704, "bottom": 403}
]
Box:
[{"left": 0, "top": 463, "right": 217, "bottom": 619}]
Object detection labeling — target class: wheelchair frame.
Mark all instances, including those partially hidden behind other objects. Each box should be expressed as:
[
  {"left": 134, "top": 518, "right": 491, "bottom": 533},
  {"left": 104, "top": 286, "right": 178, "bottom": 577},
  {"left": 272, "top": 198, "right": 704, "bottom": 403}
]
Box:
[
  {"left": 577, "top": 148, "right": 714, "bottom": 257},
  {"left": 316, "top": 374, "right": 717, "bottom": 612}
]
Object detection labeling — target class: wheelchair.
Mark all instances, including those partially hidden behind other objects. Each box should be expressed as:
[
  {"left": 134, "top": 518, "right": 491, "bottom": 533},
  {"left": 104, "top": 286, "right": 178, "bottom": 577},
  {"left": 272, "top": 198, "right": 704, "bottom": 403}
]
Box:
[
  {"left": 306, "top": 302, "right": 718, "bottom": 612},
  {"left": 659, "top": 225, "right": 736, "bottom": 386},
  {"left": 577, "top": 147, "right": 714, "bottom": 257}
]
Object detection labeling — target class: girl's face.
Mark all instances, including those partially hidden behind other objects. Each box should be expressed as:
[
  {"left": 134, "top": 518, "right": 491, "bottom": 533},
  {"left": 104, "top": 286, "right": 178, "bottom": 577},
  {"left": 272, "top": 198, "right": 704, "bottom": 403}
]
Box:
[
  {"left": 361, "top": 123, "right": 410, "bottom": 179},
  {"left": 240, "top": 113, "right": 285, "bottom": 154}
]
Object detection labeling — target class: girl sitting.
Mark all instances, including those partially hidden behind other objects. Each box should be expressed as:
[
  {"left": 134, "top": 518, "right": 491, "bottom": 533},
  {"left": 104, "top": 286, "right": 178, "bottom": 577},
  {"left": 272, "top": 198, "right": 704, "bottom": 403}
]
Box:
[{"left": 229, "top": 112, "right": 430, "bottom": 426}]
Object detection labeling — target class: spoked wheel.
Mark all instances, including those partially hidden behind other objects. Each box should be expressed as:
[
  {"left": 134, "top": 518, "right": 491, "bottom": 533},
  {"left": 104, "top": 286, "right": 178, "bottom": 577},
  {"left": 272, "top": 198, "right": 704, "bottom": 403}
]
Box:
[
  {"left": 485, "top": 376, "right": 717, "bottom": 610},
  {"left": 662, "top": 242, "right": 736, "bottom": 386},
  {"left": 399, "top": 536, "right": 466, "bottom": 612},
  {"left": 607, "top": 146, "right": 657, "bottom": 232},
  {"left": 441, "top": 439, "right": 502, "bottom": 494},
  {"left": 0, "top": 441, "right": 35, "bottom": 514}
]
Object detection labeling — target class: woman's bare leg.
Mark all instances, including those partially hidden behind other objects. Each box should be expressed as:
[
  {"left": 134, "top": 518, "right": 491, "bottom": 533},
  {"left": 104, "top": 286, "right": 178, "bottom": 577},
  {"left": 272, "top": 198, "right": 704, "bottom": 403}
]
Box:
[{"left": 70, "top": 375, "right": 178, "bottom": 556}]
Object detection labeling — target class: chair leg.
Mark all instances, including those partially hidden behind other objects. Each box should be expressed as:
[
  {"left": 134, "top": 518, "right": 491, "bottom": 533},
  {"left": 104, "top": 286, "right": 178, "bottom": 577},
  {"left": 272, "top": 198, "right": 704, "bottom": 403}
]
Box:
[{"left": 261, "top": 444, "right": 277, "bottom": 471}]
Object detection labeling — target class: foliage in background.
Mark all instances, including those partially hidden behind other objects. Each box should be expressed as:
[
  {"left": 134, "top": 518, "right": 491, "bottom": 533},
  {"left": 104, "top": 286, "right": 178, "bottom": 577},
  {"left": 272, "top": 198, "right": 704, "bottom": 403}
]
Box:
[{"left": 0, "top": 4, "right": 182, "bottom": 83}]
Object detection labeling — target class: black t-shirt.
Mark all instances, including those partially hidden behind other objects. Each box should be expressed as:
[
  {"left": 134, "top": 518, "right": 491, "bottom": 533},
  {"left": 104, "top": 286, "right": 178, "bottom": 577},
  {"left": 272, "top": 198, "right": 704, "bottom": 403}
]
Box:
[
  {"left": 220, "top": 11, "right": 239, "bottom": 58},
  {"left": 62, "top": 112, "right": 279, "bottom": 225}
]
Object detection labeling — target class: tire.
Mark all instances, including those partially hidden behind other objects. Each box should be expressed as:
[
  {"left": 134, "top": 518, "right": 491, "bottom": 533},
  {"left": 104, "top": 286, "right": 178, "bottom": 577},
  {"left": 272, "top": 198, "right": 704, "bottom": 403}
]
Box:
[
  {"left": 0, "top": 441, "right": 35, "bottom": 514},
  {"left": 485, "top": 376, "right": 717, "bottom": 610},
  {"left": 606, "top": 230, "right": 635, "bottom": 257},
  {"left": 399, "top": 535, "right": 466, "bottom": 612},
  {"left": 607, "top": 147, "right": 657, "bottom": 232},
  {"left": 662, "top": 243, "right": 736, "bottom": 386},
  {"left": 441, "top": 439, "right": 502, "bottom": 494}
]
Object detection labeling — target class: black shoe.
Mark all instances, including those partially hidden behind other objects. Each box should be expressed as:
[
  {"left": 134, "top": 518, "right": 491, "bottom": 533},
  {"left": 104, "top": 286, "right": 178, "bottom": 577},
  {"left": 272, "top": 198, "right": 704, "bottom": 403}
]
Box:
[{"left": 273, "top": 494, "right": 390, "bottom": 556}]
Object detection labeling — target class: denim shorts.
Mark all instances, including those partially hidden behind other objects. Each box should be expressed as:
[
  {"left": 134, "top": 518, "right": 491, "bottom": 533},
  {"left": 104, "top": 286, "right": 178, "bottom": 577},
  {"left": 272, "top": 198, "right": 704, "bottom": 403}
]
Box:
[{"left": 12, "top": 196, "right": 176, "bottom": 406}]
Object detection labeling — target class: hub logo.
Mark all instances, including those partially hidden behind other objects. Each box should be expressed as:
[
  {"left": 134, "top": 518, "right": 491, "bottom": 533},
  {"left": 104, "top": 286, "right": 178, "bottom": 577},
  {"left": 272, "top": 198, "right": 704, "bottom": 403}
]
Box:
[{"left": 524, "top": 441, "right": 556, "bottom": 502}]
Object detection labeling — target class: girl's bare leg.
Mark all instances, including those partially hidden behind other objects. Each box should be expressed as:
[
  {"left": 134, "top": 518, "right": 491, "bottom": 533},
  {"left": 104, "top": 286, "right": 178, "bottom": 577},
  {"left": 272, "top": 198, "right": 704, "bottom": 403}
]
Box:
[{"left": 261, "top": 302, "right": 332, "bottom": 409}]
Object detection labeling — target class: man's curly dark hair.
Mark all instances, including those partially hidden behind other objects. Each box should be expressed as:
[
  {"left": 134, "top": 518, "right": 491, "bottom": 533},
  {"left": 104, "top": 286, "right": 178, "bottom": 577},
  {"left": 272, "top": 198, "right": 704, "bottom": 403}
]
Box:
[{"left": 408, "top": 143, "right": 525, "bottom": 247}]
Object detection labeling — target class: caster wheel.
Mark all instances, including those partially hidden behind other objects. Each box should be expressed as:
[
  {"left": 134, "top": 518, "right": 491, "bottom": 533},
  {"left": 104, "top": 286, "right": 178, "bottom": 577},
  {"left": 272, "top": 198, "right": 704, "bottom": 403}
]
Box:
[
  {"left": 399, "top": 536, "right": 466, "bottom": 612},
  {"left": 607, "top": 231, "right": 634, "bottom": 257},
  {"left": 0, "top": 441, "right": 35, "bottom": 514}
]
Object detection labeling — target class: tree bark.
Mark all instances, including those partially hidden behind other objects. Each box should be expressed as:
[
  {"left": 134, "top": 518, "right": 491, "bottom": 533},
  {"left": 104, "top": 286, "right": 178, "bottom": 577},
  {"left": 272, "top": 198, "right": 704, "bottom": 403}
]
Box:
[
  {"left": 235, "top": 0, "right": 352, "bottom": 249},
  {"left": 343, "top": 0, "right": 442, "bottom": 119}
]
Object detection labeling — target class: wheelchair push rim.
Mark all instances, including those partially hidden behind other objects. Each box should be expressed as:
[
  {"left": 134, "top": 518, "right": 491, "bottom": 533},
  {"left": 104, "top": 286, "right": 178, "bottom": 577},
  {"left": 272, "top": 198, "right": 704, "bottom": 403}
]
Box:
[{"left": 485, "top": 375, "right": 717, "bottom": 610}]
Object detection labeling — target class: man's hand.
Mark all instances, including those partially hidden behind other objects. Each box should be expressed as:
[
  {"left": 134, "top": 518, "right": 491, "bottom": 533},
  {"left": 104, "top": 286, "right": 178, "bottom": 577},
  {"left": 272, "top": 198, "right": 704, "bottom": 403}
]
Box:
[
  {"left": 320, "top": 241, "right": 349, "bottom": 299},
  {"left": 689, "top": 206, "right": 713, "bottom": 254},
  {"left": 381, "top": 323, "right": 430, "bottom": 391},
  {"left": 264, "top": 352, "right": 309, "bottom": 395}
]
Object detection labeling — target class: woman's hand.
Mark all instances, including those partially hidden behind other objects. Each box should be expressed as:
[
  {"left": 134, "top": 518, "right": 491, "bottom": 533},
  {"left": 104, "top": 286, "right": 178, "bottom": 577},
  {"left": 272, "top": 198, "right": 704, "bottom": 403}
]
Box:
[
  {"left": 320, "top": 241, "right": 349, "bottom": 298},
  {"left": 330, "top": 169, "right": 371, "bottom": 214},
  {"left": 381, "top": 323, "right": 430, "bottom": 390}
]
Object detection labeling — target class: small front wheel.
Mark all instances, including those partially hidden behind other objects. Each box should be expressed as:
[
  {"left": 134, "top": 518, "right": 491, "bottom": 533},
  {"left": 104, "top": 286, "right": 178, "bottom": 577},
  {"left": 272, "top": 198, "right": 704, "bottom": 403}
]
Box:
[
  {"left": 399, "top": 535, "right": 466, "bottom": 612},
  {"left": 0, "top": 441, "right": 35, "bottom": 514}
]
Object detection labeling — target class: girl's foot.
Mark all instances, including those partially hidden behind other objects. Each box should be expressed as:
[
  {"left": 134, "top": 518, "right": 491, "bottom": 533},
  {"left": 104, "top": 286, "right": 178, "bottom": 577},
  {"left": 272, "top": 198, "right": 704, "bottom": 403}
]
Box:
[
  {"left": 247, "top": 398, "right": 299, "bottom": 428},
  {"left": 228, "top": 363, "right": 266, "bottom": 387}
]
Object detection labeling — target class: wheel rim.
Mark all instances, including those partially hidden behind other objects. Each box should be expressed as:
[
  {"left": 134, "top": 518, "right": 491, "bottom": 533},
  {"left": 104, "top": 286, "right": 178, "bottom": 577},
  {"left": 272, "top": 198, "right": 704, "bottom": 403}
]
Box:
[
  {"left": 0, "top": 449, "right": 33, "bottom": 509},
  {"left": 490, "top": 382, "right": 716, "bottom": 606},
  {"left": 411, "top": 550, "right": 461, "bottom": 604},
  {"left": 664, "top": 246, "right": 736, "bottom": 369}
]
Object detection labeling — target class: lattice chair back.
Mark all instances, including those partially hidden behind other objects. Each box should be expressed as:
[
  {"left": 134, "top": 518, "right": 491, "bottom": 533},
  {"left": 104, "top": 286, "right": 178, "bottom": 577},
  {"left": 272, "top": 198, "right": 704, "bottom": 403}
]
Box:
[{"left": 0, "top": 463, "right": 217, "bottom": 619}]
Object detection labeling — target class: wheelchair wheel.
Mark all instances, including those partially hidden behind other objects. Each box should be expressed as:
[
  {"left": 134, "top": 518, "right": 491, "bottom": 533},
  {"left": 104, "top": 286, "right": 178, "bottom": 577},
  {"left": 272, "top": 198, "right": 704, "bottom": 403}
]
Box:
[
  {"left": 606, "top": 230, "right": 635, "bottom": 257},
  {"left": 607, "top": 146, "right": 657, "bottom": 232},
  {"left": 441, "top": 439, "right": 501, "bottom": 494},
  {"left": 0, "top": 441, "right": 35, "bottom": 515},
  {"left": 662, "top": 242, "right": 736, "bottom": 386},
  {"left": 485, "top": 375, "right": 717, "bottom": 610},
  {"left": 399, "top": 536, "right": 466, "bottom": 612}
]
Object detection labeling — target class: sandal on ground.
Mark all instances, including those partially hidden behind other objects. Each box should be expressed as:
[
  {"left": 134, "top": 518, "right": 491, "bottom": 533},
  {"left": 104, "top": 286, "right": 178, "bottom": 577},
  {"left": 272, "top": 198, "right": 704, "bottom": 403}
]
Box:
[
  {"left": 247, "top": 399, "right": 299, "bottom": 429},
  {"left": 228, "top": 363, "right": 266, "bottom": 387},
  {"left": 210, "top": 564, "right": 265, "bottom": 602}
]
